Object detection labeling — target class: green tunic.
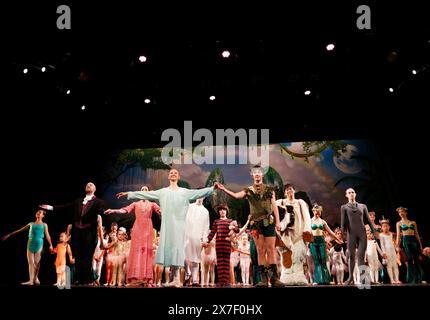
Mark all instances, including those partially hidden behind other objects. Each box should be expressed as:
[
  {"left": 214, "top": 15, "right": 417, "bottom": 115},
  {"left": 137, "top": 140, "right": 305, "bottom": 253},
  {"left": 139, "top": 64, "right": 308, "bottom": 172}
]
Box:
[
  {"left": 244, "top": 184, "right": 274, "bottom": 220},
  {"left": 127, "top": 186, "right": 214, "bottom": 267}
]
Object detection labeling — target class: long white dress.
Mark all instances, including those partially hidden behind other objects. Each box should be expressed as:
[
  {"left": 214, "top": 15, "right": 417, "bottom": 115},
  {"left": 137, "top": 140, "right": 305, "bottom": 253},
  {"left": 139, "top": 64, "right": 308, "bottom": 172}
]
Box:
[
  {"left": 379, "top": 233, "right": 397, "bottom": 267},
  {"left": 276, "top": 198, "right": 311, "bottom": 285},
  {"left": 184, "top": 202, "right": 210, "bottom": 263},
  {"left": 379, "top": 232, "right": 399, "bottom": 283},
  {"left": 127, "top": 186, "right": 214, "bottom": 267}
]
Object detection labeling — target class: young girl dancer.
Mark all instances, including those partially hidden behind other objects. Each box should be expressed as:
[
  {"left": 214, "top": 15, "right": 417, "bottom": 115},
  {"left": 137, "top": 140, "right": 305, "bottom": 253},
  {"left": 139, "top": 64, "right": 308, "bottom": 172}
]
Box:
[{"left": 2, "top": 209, "right": 53, "bottom": 285}]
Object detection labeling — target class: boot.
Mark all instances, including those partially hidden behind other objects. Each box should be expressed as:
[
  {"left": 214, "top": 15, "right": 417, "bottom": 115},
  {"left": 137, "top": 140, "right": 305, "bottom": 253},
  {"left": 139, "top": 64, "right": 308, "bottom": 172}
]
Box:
[
  {"left": 255, "top": 265, "right": 268, "bottom": 287},
  {"left": 269, "top": 264, "right": 284, "bottom": 287}
]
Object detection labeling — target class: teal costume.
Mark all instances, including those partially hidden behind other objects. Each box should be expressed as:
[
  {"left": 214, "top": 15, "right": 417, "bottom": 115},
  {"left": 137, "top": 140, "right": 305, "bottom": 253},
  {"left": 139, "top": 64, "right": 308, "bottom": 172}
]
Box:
[{"left": 27, "top": 223, "right": 45, "bottom": 253}]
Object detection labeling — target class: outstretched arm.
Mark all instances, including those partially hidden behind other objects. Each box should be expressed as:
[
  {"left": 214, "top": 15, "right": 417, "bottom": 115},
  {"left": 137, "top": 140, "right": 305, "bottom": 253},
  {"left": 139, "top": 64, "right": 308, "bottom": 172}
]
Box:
[
  {"left": 39, "top": 201, "right": 74, "bottom": 212},
  {"left": 104, "top": 208, "right": 127, "bottom": 214},
  {"left": 117, "top": 189, "right": 161, "bottom": 202},
  {"left": 216, "top": 183, "right": 246, "bottom": 199},
  {"left": 323, "top": 220, "right": 341, "bottom": 241},
  {"left": 187, "top": 187, "right": 214, "bottom": 202},
  {"left": 1, "top": 223, "right": 31, "bottom": 241}
]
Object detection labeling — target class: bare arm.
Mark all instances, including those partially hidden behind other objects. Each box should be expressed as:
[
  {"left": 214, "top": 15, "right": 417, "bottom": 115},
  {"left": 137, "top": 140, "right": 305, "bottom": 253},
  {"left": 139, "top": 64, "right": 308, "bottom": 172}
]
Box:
[
  {"left": 396, "top": 222, "right": 401, "bottom": 248},
  {"left": 412, "top": 221, "right": 424, "bottom": 252},
  {"left": 67, "top": 244, "right": 75, "bottom": 264},
  {"left": 44, "top": 223, "right": 53, "bottom": 249},
  {"left": 238, "top": 219, "right": 251, "bottom": 237},
  {"left": 323, "top": 220, "right": 340, "bottom": 241},
  {"left": 104, "top": 208, "right": 127, "bottom": 214},
  {"left": 1, "top": 223, "right": 31, "bottom": 241},
  {"left": 217, "top": 183, "right": 246, "bottom": 199},
  {"left": 271, "top": 192, "right": 281, "bottom": 231}
]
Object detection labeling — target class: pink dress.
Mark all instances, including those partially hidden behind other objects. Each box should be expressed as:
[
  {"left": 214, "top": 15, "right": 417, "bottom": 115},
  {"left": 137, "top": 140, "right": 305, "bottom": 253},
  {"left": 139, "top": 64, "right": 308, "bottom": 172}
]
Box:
[{"left": 123, "top": 200, "right": 160, "bottom": 281}]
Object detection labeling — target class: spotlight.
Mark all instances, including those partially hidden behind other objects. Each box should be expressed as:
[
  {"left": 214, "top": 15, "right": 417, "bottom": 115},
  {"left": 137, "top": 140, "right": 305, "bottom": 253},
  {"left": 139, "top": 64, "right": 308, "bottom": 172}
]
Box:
[
  {"left": 23, "top": 68, "right": 28, "bottom": 74},
  {"left": 389, "top": 88, "right": 394, "bottom": 93},
  {"left": 412, "top": 69, "right": 417, "bottom": 75},
  {"left": 41, "top": 67, "right": 46, "bottom": 72},
  {"left": 144, "top": 98, "right": 151, "bottom": 104},
  {"left": 138, "top": 55, "right": 147, "bottom": 63},
  {"left": 209, "top": 95, "right": 216, "bottom": 101},
  {"left": 326, "top": 43, "right": 335, "bottom": 51},
  {"left": 81, "top": 105, "right": 86, "bottom": 110},
  {"left": 221, "top": 50, "right": 230, "bottom": 58},
  {"left": 66, "top": 89, "right": 71, "bottom": 95},
  {"left": 304, "top": 90, "right": 311, "bottom": 96}
]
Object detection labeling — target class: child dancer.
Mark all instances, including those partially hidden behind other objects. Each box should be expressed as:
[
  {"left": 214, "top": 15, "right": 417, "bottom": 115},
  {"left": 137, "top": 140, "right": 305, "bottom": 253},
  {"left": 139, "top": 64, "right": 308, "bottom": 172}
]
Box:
[
  {"left": 379, "top": 218, "right": 400, "bottom": 284},
  {"left": 2, "top": 209, "right": 53, "bottom": 285},
  {"left": 203, "top": 204, "right": 237, "bottom": 287},
  {"left": 238, "top": 233, "right": 251, "bottom": 286},
  {"left": 52, "top": 232, "right": 75, "bottom": 287},
  {"left": 201, "top": 236, "right": 216, "bottom": 287},
  {"left": 365, "top": 231, "right": 385, "bottom": 283}
]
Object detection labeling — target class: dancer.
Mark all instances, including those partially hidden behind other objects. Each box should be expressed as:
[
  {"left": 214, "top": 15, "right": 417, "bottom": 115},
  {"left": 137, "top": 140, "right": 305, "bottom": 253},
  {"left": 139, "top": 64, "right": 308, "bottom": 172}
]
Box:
[
  {"left": 275, "top": 184, "right": 312, "bottom": 285},
  {"left": 52, "top": 232, "right": 75, "bottom": 287},
  {"left": 379, "top": 218, "right": 400, "bottom": 284},
  {"left": 340, "top": 188, "right": 374, "bottom": 285},
  {"left": 2, "top": 209, "right": 53, "bottom": 285},
  {"left": 203, "top": 204, "right": 237, "bottom": 287},
  {"left": 116, "top": 168, "right": 216, "bottom": 287},
  {"left": 105, "top": 185, "right": 161, "bottom": 286},
  {"left": 395, "top": 207, "right": 424, "bottom": 283},
  {"left": 216, "top": 165, "right": 283, "bottom": 287},
  {"left": 200, "top": 237, "right": 216, "bottom": 287},
  {"left": 238, "top": 233, "right": 252, "bottom": 286},
  {"left": 309, "top": 204, "right": 340, "bottom": 285},
  {"left": 365, "top": 230, "right": 384, "bottom": 283},
  {"left": 184, "top": 198, "right": 209, "bottom": 287},
  {"left": 368, "top": 211, "right": 382, "bottom": 239},
  {"left": 40, "top": 182, "right": 106, "bottom": 284}
]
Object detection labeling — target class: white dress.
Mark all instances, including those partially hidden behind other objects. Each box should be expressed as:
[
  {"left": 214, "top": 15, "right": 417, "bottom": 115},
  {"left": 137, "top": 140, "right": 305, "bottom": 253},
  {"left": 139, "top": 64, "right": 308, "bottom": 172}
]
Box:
[
  {"left": 184, "top": 202, "right": 210, "bottom": 263},
  {"left": 379, "top": 233, "right": 397, "bottom": 267},
  {"left": 366, "top": 239, "right": 383, "bottom": 271}
]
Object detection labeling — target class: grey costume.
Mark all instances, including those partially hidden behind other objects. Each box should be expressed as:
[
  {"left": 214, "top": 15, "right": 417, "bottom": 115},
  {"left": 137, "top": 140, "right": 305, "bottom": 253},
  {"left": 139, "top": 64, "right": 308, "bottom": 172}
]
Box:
[{"left": 341, "top": 202, "right": 374, "bottom": 284}]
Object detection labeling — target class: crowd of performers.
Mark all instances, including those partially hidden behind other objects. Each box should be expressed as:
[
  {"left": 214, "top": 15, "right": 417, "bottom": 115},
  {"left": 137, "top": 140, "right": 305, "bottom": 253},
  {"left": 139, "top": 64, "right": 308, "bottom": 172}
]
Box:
[{"left": 2, "top": 167, "right": 430, "bottom": 287}]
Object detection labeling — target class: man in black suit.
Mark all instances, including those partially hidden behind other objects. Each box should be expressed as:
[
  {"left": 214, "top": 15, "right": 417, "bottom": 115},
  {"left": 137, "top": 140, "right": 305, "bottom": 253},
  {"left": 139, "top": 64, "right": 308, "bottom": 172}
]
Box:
[{"left": 41, "top": 182, "right": 105, "bottom": 285}]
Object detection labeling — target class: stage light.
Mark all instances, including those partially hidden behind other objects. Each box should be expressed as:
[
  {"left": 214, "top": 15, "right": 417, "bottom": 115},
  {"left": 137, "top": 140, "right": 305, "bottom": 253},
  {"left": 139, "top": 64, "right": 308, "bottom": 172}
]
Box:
[
  {"left": 389, "top": 88, "right": 394, "bottom": 93},
  {"left": 209, "top": 95, "right": 216, "bottom": 101},
  {"left": 221, "top": 50, "right": 231, "bottom": 58},
  {"left": 326, "top": 43, "right": 335, "bottom": 51},
  {"left": 81, "top": 105, "right": 86, "bottom": 110},
  {"left": 139, "top": 55, "right": 147, "bottom": 63},
  {"left": 23, "top": 68, "right": 28, "bottom": 74},
  {"left": 66, "top": 89, "right": 71, "bottom": 95},
  {"left": 304, "top": 90, "right": 311, "bottom": 95},
  {"left": 412, "top": 69, "right": 417, "bottom": 75},
  {"left": 144, "top": 98, "right": 151, "bottom": 104},
  {"left": 41, "top": 67, "right": 46, "bottom": 72}
]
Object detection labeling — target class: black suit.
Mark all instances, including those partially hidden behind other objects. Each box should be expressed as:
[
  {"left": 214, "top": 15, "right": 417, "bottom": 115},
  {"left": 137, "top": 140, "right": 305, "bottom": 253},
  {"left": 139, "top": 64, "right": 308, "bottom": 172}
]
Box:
[{"left": 54, "top": 196, "right": 105, "bottom": 284}]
